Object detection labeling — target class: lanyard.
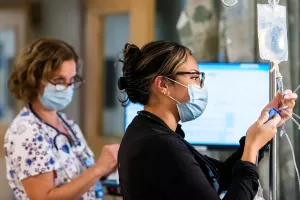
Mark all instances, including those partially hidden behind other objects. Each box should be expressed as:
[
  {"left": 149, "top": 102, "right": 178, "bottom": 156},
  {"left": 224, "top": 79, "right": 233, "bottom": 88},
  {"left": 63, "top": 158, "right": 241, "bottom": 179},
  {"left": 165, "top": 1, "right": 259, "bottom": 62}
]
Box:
[
  {"left": 28, "top": 104, "right": 89, "bottom": 177},
  {"left": 54, "top": 113, "right": 81, "bottom": 150},
  {"left": 29, "top": 104, "right": 82, "bottom": 150}
]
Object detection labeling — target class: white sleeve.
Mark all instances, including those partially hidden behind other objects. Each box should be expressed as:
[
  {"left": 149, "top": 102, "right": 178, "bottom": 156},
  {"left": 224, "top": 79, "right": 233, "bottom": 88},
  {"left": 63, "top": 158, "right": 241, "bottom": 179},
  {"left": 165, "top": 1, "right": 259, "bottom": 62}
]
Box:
[{"left": 5, "top": 121, "right": 60, "bottom": 181}]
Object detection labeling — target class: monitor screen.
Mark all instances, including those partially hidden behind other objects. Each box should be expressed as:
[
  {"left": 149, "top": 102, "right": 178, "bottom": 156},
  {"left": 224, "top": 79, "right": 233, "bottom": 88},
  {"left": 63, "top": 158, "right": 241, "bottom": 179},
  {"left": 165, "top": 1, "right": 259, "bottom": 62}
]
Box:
[{"left": 124, "top": 63, "right": 270, "bottom": 147}]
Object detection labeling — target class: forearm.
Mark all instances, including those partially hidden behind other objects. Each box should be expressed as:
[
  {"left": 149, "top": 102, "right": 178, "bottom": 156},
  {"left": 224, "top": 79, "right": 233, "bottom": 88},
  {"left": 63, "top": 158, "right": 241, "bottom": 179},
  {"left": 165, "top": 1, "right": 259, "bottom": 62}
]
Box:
[
  {"left": 219, "top": 136, "right": 264, "bottom": 174},
  {"left": 46, "top": 166, "right": 103, "bottom": 200},
  {"left": 241, "top": 146, "right": 258, "bottom": 164}
]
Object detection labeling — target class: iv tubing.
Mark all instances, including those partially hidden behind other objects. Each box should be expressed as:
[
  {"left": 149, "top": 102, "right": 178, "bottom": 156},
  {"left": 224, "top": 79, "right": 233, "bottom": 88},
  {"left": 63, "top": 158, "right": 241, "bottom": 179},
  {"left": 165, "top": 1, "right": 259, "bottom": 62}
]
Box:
[
  {"left": 280, "top": 128, "right": 300, "bottom": 194},
  {"left": 292, "top": 112, "right": 300, "bottom": 121},
  {"left": 294, "top": 84, "right": 300, "bottom": 93},
  {"left": 282, "top": 110, "right": 300, "bottom": 127}
]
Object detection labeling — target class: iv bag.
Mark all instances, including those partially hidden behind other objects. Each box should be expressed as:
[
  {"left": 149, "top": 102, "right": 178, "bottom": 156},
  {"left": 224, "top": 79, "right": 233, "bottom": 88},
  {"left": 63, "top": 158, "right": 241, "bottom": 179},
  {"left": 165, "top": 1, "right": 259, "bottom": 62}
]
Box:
[{"left": 257, "top": 4, "right": 288, "bottom": 64}]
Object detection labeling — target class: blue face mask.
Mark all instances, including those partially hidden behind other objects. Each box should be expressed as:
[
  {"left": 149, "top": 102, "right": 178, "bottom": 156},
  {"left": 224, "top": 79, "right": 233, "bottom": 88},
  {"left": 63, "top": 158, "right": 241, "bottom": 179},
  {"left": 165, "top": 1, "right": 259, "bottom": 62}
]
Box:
[
  {"left": 166, "top": 78, "right": 208, "bottom": 123},
  {"left": 39, "top": 83, "right": 74, "bottom": 111}
]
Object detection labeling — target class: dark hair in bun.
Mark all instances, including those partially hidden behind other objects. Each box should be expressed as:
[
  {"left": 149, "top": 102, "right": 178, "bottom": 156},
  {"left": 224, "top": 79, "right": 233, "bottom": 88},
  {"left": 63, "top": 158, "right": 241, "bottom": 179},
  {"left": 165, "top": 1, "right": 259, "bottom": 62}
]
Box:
[{"left": 117, "top": 41, "right": 191, "bottom": 107}]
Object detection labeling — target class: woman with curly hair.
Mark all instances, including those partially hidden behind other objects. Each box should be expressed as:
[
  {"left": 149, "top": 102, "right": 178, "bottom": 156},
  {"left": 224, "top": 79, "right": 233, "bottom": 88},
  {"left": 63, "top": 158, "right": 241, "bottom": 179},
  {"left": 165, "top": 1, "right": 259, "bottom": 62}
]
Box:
[{"left": 4, "top": 38, "right": 119, "bottom": 200}]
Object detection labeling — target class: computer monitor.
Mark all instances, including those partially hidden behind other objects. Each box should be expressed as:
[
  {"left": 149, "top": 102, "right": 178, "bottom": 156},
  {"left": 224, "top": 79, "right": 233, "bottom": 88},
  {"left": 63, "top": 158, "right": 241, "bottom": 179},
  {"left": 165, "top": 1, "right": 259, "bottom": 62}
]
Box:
[{"left": 124, "top": 63, "right": 270, "bottom": 148}]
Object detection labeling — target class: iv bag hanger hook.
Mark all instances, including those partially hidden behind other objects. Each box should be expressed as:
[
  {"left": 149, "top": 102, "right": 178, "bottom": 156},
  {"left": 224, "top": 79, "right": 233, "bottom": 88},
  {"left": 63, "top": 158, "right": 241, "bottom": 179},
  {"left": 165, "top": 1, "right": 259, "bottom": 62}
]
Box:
[
  {"left": 221, "top": 0, "right": 238, "bottom": 7},
  {"left": 268, "top": 0, "right": 280, "bottom": 8}
]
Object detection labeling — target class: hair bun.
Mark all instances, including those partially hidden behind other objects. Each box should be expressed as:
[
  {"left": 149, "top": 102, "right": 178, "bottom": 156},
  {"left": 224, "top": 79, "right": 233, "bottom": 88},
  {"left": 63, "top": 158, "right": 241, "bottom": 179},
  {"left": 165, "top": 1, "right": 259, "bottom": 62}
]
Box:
[
  {"left": 124, "top": 43, "right": 141, "bottom": 54},
  {"left": 123, "top": 43, "right": 142, "bottom": 65},
  {"left": 118, "top": 77, "right": 127, "bottom": 90}
]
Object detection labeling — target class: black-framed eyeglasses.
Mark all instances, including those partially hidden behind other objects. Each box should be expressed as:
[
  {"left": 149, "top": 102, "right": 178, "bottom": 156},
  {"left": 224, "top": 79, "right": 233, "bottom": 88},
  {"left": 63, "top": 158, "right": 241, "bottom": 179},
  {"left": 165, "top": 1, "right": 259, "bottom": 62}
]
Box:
[
  {"left": 175, "top": 71, "right": 205, "bottom": 87},
  {"left": 49, "top": 76, "right": 85, "bottom": 92}
]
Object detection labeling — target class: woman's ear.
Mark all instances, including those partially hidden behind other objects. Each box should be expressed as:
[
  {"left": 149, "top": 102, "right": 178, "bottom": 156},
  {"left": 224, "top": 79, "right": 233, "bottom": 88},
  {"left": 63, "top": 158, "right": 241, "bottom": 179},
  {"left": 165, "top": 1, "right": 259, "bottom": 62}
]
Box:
[{"left": 154, "top": 76, "right": 168, "bottom": 92}]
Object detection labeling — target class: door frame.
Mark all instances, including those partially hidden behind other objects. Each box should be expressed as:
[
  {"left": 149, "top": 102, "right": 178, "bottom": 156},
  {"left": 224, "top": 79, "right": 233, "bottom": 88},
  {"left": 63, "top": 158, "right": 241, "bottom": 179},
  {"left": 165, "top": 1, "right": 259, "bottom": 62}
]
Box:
[
  {"left": 83, "top": 0, "right": 155, "bottom": 153},
  {"left": 0, "top": 3, "right": 30, "bottom": 156}
]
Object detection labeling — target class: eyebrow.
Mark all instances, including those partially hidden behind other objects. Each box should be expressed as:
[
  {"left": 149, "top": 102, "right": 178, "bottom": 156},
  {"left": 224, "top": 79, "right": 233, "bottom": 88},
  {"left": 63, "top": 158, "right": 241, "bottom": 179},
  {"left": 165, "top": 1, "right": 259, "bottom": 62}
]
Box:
[{"left": 53, "top": 75, "right": 76, "bottom": 81}]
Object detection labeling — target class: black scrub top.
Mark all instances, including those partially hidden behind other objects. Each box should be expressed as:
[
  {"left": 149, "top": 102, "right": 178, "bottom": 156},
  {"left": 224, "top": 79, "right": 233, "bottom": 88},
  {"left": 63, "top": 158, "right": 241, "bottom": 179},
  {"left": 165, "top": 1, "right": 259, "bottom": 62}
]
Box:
[{"left": 118, "top": 111, "right": 264, "bottom": 200}]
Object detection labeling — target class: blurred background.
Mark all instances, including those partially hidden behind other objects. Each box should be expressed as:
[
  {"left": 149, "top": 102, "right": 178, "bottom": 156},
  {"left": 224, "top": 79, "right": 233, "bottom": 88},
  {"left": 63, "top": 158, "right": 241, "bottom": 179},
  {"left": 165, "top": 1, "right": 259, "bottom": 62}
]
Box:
[{"left": 0, "top": 0, "right": 299, "bottom": 199}]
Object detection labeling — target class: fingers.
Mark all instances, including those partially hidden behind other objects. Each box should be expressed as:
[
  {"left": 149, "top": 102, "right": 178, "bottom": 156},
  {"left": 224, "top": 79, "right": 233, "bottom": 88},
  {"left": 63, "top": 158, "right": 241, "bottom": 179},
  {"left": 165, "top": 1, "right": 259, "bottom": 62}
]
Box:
[
  {"left": 284, "top": 89, "right": 293, "bottom": 95},
  {"left": 284, "top": 93, "right": 297, "bottom": 100},
  {"left": 283, "top": 89, "right": 297, "bottom": 101},
  {"left": 274, "top": 90, "right": 284, "bottom": 101},
  {"left": 281, "top": 109, "right": 293, "bottom": 121},
  {"left": 283, "top": 100, "right": 296, "bottom": 111},
  {"left": 110, "top": 144, "right": 120, "bottom": 149},
  {"left": 265, "top": 114, "right": 281, "bottom": 130},
  {"left": 105, "top": 144, "right": 120, "bottom": 149},
  {"left": 257, "top": 111, "right": 270, "bottom": 125},
  {"left": 265, "top": 91, "right": 283, "bottom": 110},
  {"left": 272, "top": 89, "right": 297, "bottom": 111},
  {"left": 275, "top": 89, "right": 296, "bottom": 100},
  {"left": 102, "top": 144, "right": 120, "bottom": 156},
  {"left": 282, "top": 91, "right": 297, "bottom": 114}
]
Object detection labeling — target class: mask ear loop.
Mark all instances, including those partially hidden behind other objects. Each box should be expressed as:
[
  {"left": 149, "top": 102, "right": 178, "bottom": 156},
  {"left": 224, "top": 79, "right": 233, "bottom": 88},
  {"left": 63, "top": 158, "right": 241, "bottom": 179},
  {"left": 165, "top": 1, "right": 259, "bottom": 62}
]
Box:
[
  {"left": 164, "top": 77, "right": 198, "bottom": 104},
  {"left": 162, "top": 90, "right": 180, "bottom": 104},
  {"left": 165, "top": 77, "right": 188, "bottom": 88}
]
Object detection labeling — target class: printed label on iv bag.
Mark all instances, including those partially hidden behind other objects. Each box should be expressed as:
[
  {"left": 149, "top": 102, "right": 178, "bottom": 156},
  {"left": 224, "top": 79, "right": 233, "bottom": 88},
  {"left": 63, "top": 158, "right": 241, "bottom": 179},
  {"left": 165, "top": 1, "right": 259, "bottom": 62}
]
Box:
[{"left": 257, "top": 4, "right": 288, "bottom": 64}]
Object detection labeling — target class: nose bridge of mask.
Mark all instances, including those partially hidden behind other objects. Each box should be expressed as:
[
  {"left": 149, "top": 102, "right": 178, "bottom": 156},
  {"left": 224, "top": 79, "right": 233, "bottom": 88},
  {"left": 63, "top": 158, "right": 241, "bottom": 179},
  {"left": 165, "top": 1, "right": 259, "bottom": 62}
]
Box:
[
  {"left": 45, "top": 83, "right": 74, "bottom": 97},
  {"left": 188, "top": 85, "right": 199, "bottom": 97},
  {"left": 188, "top": 85, "right": 207, "bottom": 101}
]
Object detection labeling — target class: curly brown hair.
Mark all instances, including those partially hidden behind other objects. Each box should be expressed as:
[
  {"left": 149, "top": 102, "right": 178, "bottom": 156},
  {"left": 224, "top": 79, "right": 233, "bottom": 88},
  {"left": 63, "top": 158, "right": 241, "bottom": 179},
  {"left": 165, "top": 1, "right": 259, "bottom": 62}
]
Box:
[{"left": 8, "top": 38, "right": 80, "bottom": 103}]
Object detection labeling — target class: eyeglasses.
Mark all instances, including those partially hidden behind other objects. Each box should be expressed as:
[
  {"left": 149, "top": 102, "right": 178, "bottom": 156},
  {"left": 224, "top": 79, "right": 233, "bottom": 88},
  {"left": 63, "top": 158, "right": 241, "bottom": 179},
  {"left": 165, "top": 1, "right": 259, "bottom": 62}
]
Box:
[
  {"left": 175, "top": 71, "right": 205, "bottom": 87},
  {"left": 49, "top": 76, "right": 85, "bottom": 92}
]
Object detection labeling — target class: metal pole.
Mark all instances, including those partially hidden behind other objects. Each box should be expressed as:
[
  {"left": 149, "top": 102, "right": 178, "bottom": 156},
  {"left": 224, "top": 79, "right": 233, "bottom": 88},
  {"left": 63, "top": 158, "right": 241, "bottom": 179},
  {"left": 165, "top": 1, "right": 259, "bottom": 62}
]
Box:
[
  {"left": 269, "top": 63, "right": 277, "bottom": 200},
  {"left": 287, "top": 0, "right": 300, "bottom": 198}
]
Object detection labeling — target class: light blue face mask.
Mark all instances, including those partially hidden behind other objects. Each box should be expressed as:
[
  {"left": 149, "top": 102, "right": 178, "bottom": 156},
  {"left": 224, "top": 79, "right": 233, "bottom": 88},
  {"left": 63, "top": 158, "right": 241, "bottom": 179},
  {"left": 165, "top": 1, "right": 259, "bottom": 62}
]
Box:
[
  {"left": 166, "top": 78, "right": 208, "bottom": 123},
  {"left": 39, "top": 83, "right": 74, "bottom": 111}
]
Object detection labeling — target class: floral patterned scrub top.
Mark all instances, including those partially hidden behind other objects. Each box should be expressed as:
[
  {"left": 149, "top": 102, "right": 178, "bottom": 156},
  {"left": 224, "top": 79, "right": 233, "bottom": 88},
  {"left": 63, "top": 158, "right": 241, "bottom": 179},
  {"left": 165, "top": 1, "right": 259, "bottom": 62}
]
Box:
[{"left": 4, "top": 106, "right": 96, "bottom": 200}]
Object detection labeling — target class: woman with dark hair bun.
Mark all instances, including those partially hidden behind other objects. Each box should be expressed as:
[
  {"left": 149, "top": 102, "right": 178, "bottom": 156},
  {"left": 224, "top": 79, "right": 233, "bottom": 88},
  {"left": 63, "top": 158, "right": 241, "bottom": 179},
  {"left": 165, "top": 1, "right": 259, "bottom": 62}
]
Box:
[{"left": 117, "top": 41, "right": 297, "bottom": 200}]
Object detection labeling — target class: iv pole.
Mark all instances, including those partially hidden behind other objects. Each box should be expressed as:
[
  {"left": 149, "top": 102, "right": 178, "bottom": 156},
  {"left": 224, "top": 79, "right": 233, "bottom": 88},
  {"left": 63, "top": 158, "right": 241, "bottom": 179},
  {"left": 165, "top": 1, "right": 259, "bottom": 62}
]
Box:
[
  {"left": 269, "top": 1, "right": 281, "bottom": 199},
  {"left": 269, "top": 63, "right": 277, "bottom": 200},
  {"left": 220, "top": 0, "right": 279, "bottom": 199}
]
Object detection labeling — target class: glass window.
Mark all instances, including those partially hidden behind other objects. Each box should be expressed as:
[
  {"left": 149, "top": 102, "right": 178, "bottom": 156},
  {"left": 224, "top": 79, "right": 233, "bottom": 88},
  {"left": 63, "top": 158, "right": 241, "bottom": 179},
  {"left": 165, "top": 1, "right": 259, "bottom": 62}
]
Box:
[{"left": 0, "top": 28, "right": 15, "bottom": 123}]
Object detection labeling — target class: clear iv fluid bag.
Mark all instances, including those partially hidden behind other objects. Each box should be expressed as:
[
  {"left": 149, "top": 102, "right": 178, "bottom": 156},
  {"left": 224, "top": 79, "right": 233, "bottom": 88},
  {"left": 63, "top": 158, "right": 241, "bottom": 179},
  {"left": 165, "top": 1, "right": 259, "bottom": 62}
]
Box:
[{"left": 257, "top": 4, "right": 288, "bottom": 63}]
